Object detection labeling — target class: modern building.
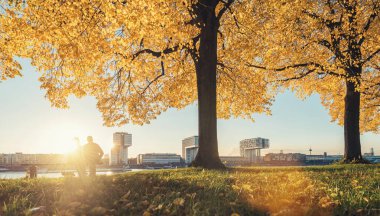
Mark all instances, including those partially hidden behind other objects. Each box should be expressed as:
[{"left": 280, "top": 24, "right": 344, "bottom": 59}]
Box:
[
  {"left": 137, "top": 153, "right": 181, "bottom": 165},
  {"left": 100, "top": 154, "right": 109, "bottom": 166},
  {"left": 263, "top": 152, "right": 380, "bottom": 165},
  {"left": 264, "top": 153, "right": 306, "bottom": 164},
  {"left": 305, "top": 154, "right": 342, "bottom": 165},
  {"left": 0, "top": 153, "right": 65, "bottom": 166},
  {"left": 128, "top": 157, "right": 138, "bottom": 165},
  {"left": 109, "top": 132, "right": 132, "bottom": 166},
  {"left": 240, "top": 137, "right": 269, "bottom": 163},
  {"left": 219, "top": 156, "right": 251, "bottom": 166},
  {"left": 364, "top": 148, "right": 375, "bottom": 157},
  {"left": 182, "top": 136, "right": 199, "bottom": 164}
]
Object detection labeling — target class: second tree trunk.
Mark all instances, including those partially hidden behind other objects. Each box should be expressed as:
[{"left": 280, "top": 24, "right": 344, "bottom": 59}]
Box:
[{"left": 343, "top": 75, "right": 363, "bottom": 162}]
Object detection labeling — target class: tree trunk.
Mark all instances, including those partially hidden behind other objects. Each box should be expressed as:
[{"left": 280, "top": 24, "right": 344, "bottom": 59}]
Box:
[
  {"left": 191, "top": 0, "right": 224, "bottom": 169},
  {"left": 343, "top": 72, "right": 363, "bottom": 162}
]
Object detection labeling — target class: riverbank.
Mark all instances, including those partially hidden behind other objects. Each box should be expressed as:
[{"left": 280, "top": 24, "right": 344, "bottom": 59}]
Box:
[
  {"left": 0, "top": 164, "right": 379, "bottom": 215},
  {"left": 0, "top": 170, "right": 141, "bottom": 179}
]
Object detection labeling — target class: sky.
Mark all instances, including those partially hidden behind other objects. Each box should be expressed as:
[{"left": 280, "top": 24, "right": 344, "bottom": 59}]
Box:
[{"left": 0, "top": 59, "right": 378, "bottom": 157}]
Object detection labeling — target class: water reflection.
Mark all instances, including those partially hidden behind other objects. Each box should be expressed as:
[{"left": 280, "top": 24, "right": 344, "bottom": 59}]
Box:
[{"left": 0, "top": 170, "right": 142, "bottom": 179}]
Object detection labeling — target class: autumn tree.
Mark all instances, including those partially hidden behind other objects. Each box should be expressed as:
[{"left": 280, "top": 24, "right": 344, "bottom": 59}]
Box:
[
  {"left": 246, "top": 0, "right": 379, "bottom": 162},
  {"left": 0, "top": 3, "right": 27, "bottom": 80},
  {"left": 15, "top": 0, "right": 274, "bottom": 168}
]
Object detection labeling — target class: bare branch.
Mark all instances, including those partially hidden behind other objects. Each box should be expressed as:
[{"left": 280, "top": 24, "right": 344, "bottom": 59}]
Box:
[
  {"left": 318, "top": 39, "right": 333, "bottom": 50},
  {"left": 363, "top": 10, "right": 378, "bottom": 33},
  {"left": 141, "top": 61, "right": 165, "bottom": 95},
  {"left": 362, "top": 48, "right": 380, "bottom": 64},
  {"left": 359, "top": 3, "right": 379, "bottom": 45}
]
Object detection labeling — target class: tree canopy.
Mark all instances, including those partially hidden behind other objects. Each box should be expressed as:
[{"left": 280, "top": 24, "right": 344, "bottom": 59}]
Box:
[
  {"left": 243, "top": 0, "right": 379, "bottom": 161},
  {"left": 2, "top": 0, "right": 378, "bottom": 164},
  {"left": 4, "top": 0, "right": 277, "bottom": 168},
  {"left": 246, "top": 0, "right": 379, "bottom": 133},
  {"left": 14, "top": 0, "right": 274, "bottom": 126},
  {"left": 0, "top": 5, "right": 26, "bottom": 80}
]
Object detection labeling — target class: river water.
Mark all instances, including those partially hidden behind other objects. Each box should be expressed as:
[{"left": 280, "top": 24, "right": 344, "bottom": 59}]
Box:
[{"left": 0, "top": 170, "right": 142, "bottom": 179}]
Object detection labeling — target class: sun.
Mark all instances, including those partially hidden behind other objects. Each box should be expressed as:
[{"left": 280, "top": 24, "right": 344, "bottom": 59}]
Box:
[{"left": 46, "top": 122, "right": 88, "bottom": 154}]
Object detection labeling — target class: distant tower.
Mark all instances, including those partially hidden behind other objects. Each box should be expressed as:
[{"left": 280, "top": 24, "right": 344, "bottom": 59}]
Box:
[
  {"left": 309, "top": 147, "right": 312, "bottom": 156},
  {"left": 280, "top": 150, "right": 283, "bottom": 154},
  {"left": 370, "top": 148, "right": 374, "bottom": 156},
  {"left": 110, "top": 132, "right": 132, "bottom": 166}
]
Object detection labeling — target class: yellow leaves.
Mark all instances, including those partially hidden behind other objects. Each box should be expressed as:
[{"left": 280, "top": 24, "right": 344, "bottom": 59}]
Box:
[
  {"left": 121, "top": 190, "right": 131, "bottom": 201},
  {"left": 243, "top": 0, "right": 380, "bottom": 133},
  {"left": 140, "top": 200, "right": 150, "bottom": 207},
  {"left": 0, "top": 0, "right": 276, "bottom": 126},
  {"left": 142, "top": 211, "right": 151, "bottom": 216},
  {"left": 0, "top": 56, "right": 23, "bottom": 80},
  {"left": 90, "top": 206, "right": 107, "bottom": 215},
  {"left": 350, "top": 179, "right": 364, "bottom": 190},
  {"left": 241, "top": 184, "right": 253, "bottom": 193},
  {"left": 0, "top": 8, "right": 30, "bottom": 80},
  {"left": 3, "top": 0, "right": 376, "bottom": 131},
  {"left": 318, "top": 196, "right": 337, "bottom": 208},
  {"left": 351, "top": 179, "right": 359, "bottom": 186},
  {"left": 172, "top": 197, "right": 185, "bottom": 206}
]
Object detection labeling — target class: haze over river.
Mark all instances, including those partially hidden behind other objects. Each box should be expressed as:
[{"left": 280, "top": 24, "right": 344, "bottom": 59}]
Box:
[{"left": 0, "top": 169, "right": 142, "bottom": 179}]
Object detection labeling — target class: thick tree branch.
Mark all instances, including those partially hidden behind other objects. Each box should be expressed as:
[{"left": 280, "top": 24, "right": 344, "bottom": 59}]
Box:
[
  {"left": 246, "top": 62, "right": 318, "bottom": 81},
  {"left": 132, "top": 45, "right": 180, "bottom": 60},
  {"left": 217, "top": 0, "right": 234, "bottom": 21},
  {"left": 246, "top": 61, "right": 346, "bottom": 79},
  {"left": 131, "top": 35, "right": 201, "bottom": 60},
  {"left": 279, "top": 69, "right": 316, "bottom": 82},
  {"left": 246, "top": 62, "right": 317, "bottom": 71},
  {"left": 303, "top": 10, "right": 341, "bottom": 29},
  {"left": 111, "top": 35, "right": 201, "bottom": 96}
]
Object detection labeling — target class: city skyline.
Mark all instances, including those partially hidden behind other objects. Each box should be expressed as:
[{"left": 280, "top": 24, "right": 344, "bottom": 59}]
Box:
[{"left": 0, "top": 59, "right": 378, "bottom": 157}]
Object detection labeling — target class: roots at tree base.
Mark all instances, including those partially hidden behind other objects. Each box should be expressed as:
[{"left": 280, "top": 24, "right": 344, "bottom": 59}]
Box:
[
  {"left": 338, "top": 156, "right": 371, "bottom": 164},
  {"left": 190, "top": 154, "right": 226, "bottom": 169}
]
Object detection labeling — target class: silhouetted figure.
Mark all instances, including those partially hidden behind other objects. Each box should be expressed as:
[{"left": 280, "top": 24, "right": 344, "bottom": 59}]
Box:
[
  {"left": 82, "top": 136, "right": 104, "bottom": 177},
  {"left": 28, "top": 165, "right": 37, "bottom": 179},
  {"left": 74, "top": 141, "right": 85, "bottom": 177}
]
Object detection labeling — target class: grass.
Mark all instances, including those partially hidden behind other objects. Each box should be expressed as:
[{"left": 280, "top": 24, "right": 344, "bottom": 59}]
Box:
[{"left": 0, "top": 164, "right": 379, "bottom": 215}]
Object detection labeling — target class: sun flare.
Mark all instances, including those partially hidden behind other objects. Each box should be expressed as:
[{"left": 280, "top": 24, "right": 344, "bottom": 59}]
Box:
[{"left": 45, "top": 122, "right": 88, "bottom": 154}]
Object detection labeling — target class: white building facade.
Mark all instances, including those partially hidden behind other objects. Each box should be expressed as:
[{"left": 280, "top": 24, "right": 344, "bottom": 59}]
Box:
[
  {"left": 0, "top": 153, "right": 65, "bottom": 166},
  {"left": 137, "top": 153, "right": 181, "bottom": 165},
  {"left": 109, "top": 132, "right": 132, "bottom": 166},
  {"left": 182, "top": 136, "right": 199, "bottom": 164}
]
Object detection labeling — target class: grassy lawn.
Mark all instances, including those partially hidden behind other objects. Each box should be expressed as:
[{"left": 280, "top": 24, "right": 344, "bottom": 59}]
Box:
[{"left": 0, "top": 165, "right": 379, "bottom": 215}]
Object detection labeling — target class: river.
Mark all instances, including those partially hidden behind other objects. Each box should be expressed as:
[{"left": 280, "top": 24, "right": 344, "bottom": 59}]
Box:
[{"left": 0, "top": 169, "right": 143, "bottom": 179}]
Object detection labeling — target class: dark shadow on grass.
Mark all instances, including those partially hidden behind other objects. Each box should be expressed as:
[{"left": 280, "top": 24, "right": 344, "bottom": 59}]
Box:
[{"left": 1, "top": 172, "right": 267, "bottom": 215}]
